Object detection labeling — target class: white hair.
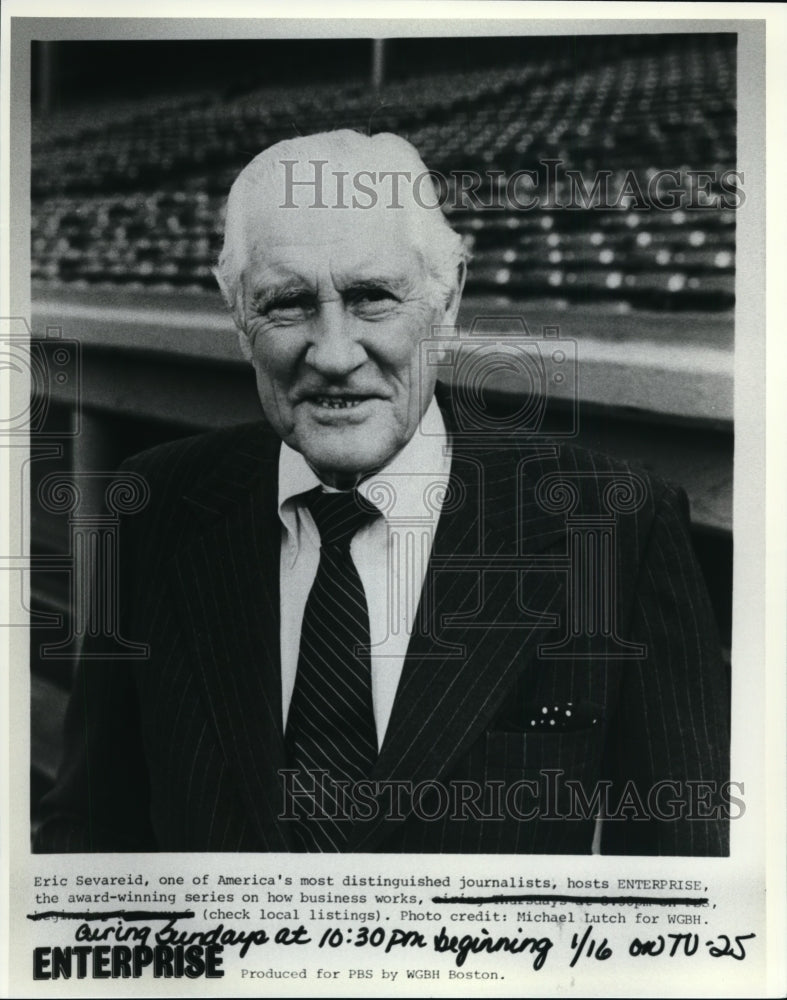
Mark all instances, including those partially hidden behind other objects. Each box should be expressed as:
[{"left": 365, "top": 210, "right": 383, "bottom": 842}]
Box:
[{"left": 213, "top": 129, "right": 467, "bottom": 358}]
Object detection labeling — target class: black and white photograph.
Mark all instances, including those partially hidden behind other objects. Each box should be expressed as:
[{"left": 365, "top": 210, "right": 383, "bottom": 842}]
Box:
[{"left": 2, "top": 4, "right": 783, "bottom": 997}]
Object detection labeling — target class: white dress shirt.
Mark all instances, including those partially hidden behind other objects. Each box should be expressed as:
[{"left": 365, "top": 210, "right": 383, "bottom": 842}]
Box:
[{"left": 278, "top": 398, "right": 452, "bottom": 749}]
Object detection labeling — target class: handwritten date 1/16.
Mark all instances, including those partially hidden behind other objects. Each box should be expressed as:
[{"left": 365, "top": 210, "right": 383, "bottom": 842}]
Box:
[{"left": 569, "top": 927, "right": 612, "bottom": 967}]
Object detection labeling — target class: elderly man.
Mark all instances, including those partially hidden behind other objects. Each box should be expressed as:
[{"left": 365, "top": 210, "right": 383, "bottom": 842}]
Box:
[{"left": 36, "top": 130, "right": 730, "bottom": 855}]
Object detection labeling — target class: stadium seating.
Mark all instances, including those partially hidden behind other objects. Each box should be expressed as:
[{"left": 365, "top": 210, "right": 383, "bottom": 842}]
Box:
[{"left": 31, "top": 34, "right": 736, "bottom": 311}]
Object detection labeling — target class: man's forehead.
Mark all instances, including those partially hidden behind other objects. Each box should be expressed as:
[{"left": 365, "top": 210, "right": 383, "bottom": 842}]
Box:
[{"left": 244, "top": 231, "right": 421, "bottom": 294}]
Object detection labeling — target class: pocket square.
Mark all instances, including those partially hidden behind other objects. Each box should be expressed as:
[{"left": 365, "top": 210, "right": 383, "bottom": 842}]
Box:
[{"left": 523, "top": 700, "right": 603, "bottom": 733}]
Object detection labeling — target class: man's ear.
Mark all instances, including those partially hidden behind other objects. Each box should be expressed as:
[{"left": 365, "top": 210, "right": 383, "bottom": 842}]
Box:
[
  {"left": 429, "top": 261, "right": 466, "bottom": 368},
  {"left": 213, "top": 265, "right": 253, "bottom": 360},
  {"left": 444, "top": 260, "right": 467, "bottom": 324},
  {"left": 212, "top": 263, "right": 233, "bottom": 314}
]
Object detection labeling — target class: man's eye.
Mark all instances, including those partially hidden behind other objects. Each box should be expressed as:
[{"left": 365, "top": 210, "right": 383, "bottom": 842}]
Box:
[
  {"left": 351, "top": 288, "right": 397, "bottom": 312},
  {"left": 264, "top": 296, "right": 313, "bottom": 321}
]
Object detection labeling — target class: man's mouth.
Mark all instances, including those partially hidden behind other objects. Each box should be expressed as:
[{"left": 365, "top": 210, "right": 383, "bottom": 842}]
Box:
[{"left": 311, "top": 395, "right": 366, "bottom": 410}]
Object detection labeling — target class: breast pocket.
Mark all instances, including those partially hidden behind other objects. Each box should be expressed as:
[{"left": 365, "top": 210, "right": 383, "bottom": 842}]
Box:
[{"left": 486, "top": 698, "right": 604, "bottom": 771}]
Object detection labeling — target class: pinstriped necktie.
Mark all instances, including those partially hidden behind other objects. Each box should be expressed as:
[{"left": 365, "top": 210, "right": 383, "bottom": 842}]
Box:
[{"left": 285, "top": 487, "right": 381, "bottom": 851}]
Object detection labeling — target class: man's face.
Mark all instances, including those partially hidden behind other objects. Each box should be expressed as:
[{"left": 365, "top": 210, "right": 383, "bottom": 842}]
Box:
[{"left": 239, "top": 194, "right": 461, "bottom": 487}]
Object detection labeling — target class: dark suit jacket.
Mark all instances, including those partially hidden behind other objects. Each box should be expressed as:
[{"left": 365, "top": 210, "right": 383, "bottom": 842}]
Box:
[{"left": 35, "top": 410, "right": 730, "bottom": 855}]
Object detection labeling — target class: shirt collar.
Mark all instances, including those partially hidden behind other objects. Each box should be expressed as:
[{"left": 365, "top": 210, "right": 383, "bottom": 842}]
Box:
[{"left": 278, "top": 396, "right": 451, "bottom": 539}]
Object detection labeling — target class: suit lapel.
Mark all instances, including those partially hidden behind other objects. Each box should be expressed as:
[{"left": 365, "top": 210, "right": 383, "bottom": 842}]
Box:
[
  {"left": 168, "top": 429, "right": 292, "bottom": 850},
  {"left": 349, "top": 442, "right": 569, "bottom": 852}
]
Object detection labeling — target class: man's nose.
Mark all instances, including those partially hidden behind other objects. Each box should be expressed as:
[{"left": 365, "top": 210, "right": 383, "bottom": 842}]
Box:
[{"left": 305, "top": 302, "right": 365, "bottom": 377}]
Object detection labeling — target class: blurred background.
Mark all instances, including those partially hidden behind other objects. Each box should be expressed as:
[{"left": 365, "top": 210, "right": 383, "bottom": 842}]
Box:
[{"left": 28, "top": 32, "right": 736, "bottom": 832}]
